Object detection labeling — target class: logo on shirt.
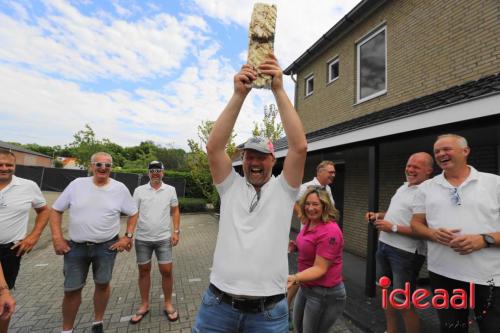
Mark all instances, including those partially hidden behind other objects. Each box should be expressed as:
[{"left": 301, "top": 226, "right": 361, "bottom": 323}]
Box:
[{"left": 328, "top": 237, "right": 336, "bottom": 246}]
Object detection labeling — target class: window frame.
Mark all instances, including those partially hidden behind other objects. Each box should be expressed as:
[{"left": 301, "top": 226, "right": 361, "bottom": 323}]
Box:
[
  {"left": 326, "top": 57, "right": 340, "bottom": 84},
  {"left": 356, "top": 25, "right": 387, "bottom": 103},
  {"left": 304, "top": 73, "right": 314, "bottom": 97}
]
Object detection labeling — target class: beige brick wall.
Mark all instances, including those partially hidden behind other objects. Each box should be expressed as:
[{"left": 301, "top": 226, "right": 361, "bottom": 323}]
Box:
[
  {"left": 13, "top": 151, "right": 52, "bottom": 167},
  {"left": 295, "top": 0, "right": 500, "bottom": 133}
]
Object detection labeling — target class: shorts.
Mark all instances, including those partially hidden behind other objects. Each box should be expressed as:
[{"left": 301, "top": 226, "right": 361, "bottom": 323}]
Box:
[
  {"left": 63, "top": 237, "right": 118, "bottom": 292},
  {"left": 135, "top": 238, "right": 172, "bottom": 265},
  {"left": 0, "top": 243, "right": 21, "bottom": 289},
  {"left": 376, "top": 241, "right": 425, "bottom": 303}
]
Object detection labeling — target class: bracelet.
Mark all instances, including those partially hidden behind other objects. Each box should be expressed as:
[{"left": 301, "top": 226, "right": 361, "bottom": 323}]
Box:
[
  {"left": 293, "top": 274, "right": 299, "bottom": 285},
  {"left": 174, "top": 230, "right": 180, "bottom": 234}
]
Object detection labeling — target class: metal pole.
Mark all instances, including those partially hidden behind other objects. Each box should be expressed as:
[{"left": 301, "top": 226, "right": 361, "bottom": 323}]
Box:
[{"left": 365, "top": 144, "right": 379, "bottom": 297}]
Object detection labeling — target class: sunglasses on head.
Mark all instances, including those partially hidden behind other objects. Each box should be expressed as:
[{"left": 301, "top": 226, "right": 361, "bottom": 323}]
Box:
[
  {"left": 92, "top": 162, "right": 112, "bottom": 168},
  {"left": 307, "top": 185, "right": 326, "bottom": 191},
  {"left": 149, "top": 169, "right": 163, "bottom": 173}
]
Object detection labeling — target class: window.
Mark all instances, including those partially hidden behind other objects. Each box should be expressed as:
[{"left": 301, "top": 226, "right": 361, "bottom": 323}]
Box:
[
  {"left": 357, "top": 26, "right": 386, "bottom": 102},
  {"left": 305, "top": 74, "right": 314, "bottom": 96},
  {"left": 327, "top": 58, "right": 339, "bottom": 84}
]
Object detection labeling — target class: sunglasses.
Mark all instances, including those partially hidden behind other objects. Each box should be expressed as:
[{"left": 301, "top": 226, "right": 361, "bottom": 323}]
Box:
[
  {"left": 249, "top": 190, "right": 261, "bottom": 213},
  {"left": 92, "top": 162, "right": 112, "bottom": 168},
  {"left": 149, "top": 169, "right": 163, "bottom": 173},
  {"left": 450, "top": 188, "right": 462, "bottom": 206},
  {"left": 307, "top": 185, "right": 327, "bottom": 191}
]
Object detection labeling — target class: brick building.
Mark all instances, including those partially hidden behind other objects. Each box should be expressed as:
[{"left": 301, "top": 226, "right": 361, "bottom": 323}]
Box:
[
  {"left": 254, "top": 0, "right": 499, "bottom": 295},
  {"left": 0, "top": 141, "right": 53, "bottom": 167}
]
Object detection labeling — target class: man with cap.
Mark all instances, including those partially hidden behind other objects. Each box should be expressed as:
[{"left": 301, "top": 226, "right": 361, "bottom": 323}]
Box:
[
  {"left": 192, "top": 55, "right": 307, "bottom": 332},
  {"left": 129, "top": 161, "right": 180, "bottom": 324}
]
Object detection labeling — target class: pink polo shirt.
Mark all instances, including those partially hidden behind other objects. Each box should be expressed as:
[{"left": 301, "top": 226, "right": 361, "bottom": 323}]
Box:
[{"left": 296, "top": 220, "right": 344, "bottom": 288}]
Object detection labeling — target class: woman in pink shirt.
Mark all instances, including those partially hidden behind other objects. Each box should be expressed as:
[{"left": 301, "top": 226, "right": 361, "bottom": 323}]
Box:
[{"left": 288, "top": 186, "right": 346, "bottom": 333}]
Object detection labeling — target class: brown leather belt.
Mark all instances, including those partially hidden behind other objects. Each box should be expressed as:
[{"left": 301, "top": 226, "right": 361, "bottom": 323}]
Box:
[{"left": 209, "top": 283, "right": 285, "bottom": 313}]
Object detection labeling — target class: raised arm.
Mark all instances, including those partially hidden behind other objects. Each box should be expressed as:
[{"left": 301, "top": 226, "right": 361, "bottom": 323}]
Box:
[
  {"left": 259, "top": 55, "right": 307, "bottom": 188},
  {"left": 206, "top": 65, "right": 257, "bottom": 184}
]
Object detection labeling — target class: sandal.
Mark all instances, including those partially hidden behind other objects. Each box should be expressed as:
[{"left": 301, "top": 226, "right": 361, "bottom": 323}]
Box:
[
  {"left": 164, "top": 309, "right": 179, "bottom": 322},
  {"left": 129, "top": 309, "right": 149, "bottom": 324}
]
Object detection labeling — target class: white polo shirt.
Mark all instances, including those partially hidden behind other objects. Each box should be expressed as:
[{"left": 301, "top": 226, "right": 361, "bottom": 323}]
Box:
[
  {"left": 52, "top": 177, "right": 138, "bottom": 243},
  {"left": 210, "top": 170, "right": 299, "bottom": 296},
  {"left": 0, "top": 176, "right": 46, "bottom": 244},
  {"left": 297, "top": 177, "right": 335, "bottom": 205},
  {"left": 413, "top": 166, "right": 500, "bottom": 286},
  {"left": 133, "top": 182, "right": 178, "bottom": 241},
  {"left": 379, "top": 183, "right": 426, "bottom": 255}
]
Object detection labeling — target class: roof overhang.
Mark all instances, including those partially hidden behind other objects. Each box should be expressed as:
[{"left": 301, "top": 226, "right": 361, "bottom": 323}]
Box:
[{"left": 232, "top": 93, "right": 500, "bottom": 165}]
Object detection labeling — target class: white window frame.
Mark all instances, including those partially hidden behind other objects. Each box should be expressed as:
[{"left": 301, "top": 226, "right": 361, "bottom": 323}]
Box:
[
  {"left": 327, "top": 57, "right": 340, "bottom": 84},
  {"left": 356, "top": 25, "right": 387, "bottom": 103},
  {"left": 305, "top": 74, "right": 314, "bottom": 97}
]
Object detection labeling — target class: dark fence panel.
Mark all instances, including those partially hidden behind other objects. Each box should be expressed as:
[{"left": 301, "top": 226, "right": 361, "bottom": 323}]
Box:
[
  {"left": 15, "top": 165, "right": 44, "bottom": 187},
  {"left": 42, "top": 168, "right": 88, "bottom": 191},
  {"left": 15, "top": 166, "right": 187, "bottom": 197},
  {"left": 112, "top": 172, "right": 140, "bottom": 195}
]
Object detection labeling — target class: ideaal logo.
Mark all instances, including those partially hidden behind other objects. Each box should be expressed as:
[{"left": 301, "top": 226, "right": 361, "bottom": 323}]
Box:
[{"left": 379, "top": 276, "right": 475, "bottom": 310}]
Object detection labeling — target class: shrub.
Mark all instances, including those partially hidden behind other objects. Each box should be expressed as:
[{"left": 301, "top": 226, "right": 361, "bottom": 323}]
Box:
[{"left": 179, "top": 197, "right": 207, "bottom": 213}]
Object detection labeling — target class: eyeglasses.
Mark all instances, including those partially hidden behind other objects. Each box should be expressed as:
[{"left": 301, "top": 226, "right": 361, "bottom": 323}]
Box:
[
  {"left": 249, "top": 190, "right": 261, "bottom": 213},
  {"left": 149, "top": 169, "right": 163, "bottom": 173},
  {"left": 450, "top": 188, "right": 462, "bottom": 206},
  {"left": 92, "top": 162, "right": 112, "bottom": 168}
]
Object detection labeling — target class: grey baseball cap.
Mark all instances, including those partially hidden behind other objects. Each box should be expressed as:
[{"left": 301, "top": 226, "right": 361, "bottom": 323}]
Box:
[{"left": 238, "top": 137, "right": 275, "bottom": 156}]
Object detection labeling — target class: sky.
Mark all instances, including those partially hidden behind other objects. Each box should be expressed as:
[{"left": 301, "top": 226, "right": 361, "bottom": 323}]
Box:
[{"left": 0, "top": 0, "right": 361, "bottom": 150}]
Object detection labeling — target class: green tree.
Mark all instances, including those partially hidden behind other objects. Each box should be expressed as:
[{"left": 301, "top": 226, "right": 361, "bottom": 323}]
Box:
[
  {"left": 68, "top": 124, "right": 104, "bottom": 167},
  {"left": 156, "top": 146, "right": 188, "bottom": 171},
  {"left": 186, "top": 120, "right": 237, "bottom": 209},
  {"left": 252, "top": 104, "right": 284, "bottom": 142}
]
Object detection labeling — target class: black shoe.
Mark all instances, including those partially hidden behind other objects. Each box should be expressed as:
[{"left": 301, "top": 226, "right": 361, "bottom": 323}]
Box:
[{"left": 91, "top": 322, "right": 104, "bottom": 333}]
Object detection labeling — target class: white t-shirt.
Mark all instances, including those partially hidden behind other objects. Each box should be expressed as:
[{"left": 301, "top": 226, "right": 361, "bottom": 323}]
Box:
[
  {"left": 52, "top": 177, "right": 138, "bottom": 243},
  {"left": 413, "top": 166, "right": 500, "bottom": 286},
  {"left": 0, "top": 176, "right": 46, "bottom": 244},
  {"left": 210, "top": 170, "right": 299, "bottom": 296},
  {"left": 297, "top": 177, "right": 335, "bottom": 205},
  {"left": 133, "top": 182, "right": 178, "bottom": 241},
  {"left": 379, "top": 183, "right": 426, "bottom": 255}
]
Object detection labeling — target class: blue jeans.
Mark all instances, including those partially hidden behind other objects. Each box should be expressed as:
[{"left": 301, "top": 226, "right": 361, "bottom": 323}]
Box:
[
  {"left": 192, "top": 287, "right": 289, "bottom": 333},
  {"left": 376, "top": 242, "right": 425, "bottom": 303},
  {"left": 293, "top": 282, "right": 346, "bottom": 333}
]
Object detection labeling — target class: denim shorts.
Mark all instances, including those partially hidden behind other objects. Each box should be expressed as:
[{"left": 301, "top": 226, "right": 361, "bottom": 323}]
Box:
[
  {"left": 376, "top": 241, "right": 425, "bottom": 302},
  {"left": 193, "top": 286, "right": 288, "bottom": 333},
  {"left": 135, "top": 238, "right": 172, "bottom": 265},
  {"left": 0, "top": 244, "right": 21, "bottom": 289},
  {"left": 63, "top": 237, "right": 118, "bottom": 292}
]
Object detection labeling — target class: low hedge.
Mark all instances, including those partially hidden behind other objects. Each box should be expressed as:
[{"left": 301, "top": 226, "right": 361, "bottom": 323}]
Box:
[{"left": 179, "top": 197, "right": 207, "bottom": 213}]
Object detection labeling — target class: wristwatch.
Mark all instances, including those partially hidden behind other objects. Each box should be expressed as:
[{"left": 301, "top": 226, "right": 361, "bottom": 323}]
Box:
[
  {"left": 391, "top": 224, "right": 398, "bottom": 233},
  {"left": 481, "top": 234, "right": 495, "bottom": 248},
  {"left": 125, "top": 232, "right": 134, "bottom": 239}
]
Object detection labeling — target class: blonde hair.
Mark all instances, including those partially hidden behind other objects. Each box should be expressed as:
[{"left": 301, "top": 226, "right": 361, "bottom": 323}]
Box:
[{"left": 298, "top": 187, "right": 339, "bottom": 223}]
